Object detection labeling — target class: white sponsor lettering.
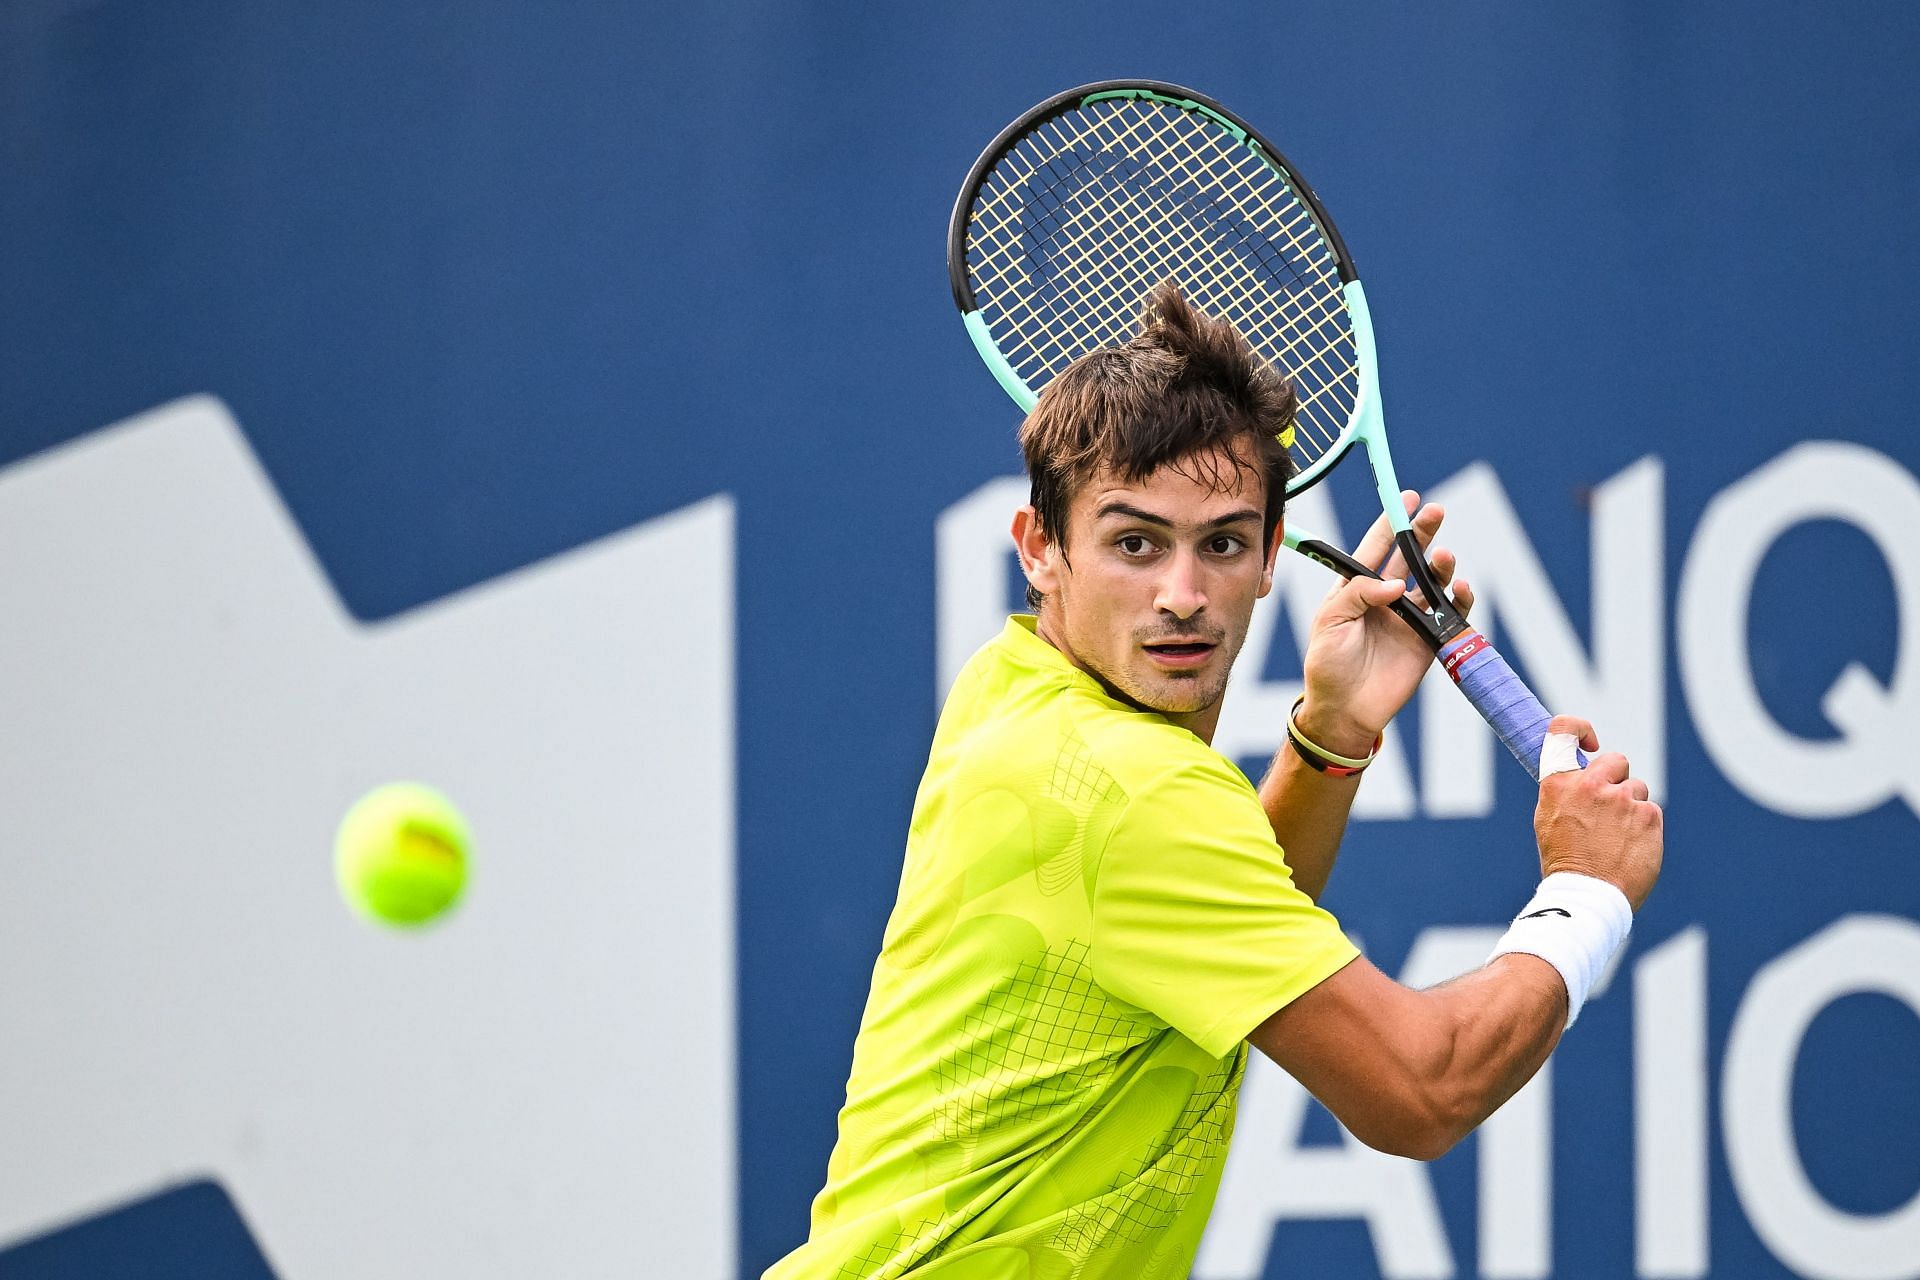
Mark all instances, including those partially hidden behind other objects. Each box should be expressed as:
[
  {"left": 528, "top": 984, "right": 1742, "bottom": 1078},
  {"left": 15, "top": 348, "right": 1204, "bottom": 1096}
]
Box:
[
  {"left": 1200, "top": 927, "right": 1569, "bottom": 1280},
  {"left": 1402, "top": 930, "right": 1554, "bottom": 1280},
  {"left": 936, "top": 446, "right": 1915, "bottom": 821},
  {"left": 1722, "top": 916, "right": 1920, "bottom": 1279},
  {"left": 1197, "top": 1053, "right": 1456, "bottom": 1280},
  {"left": 1421, "top": 458, "right": 1665, "bottom": 809},
  {"left": 1678, "top": 442, "right": 1920, "bottom": 819},
  {"left": 1634, "top": 928, "right": 1710, "bottom": 1278},
  {"left": 1197, "top": 916, "right": 1920, "bottom": 1278}
]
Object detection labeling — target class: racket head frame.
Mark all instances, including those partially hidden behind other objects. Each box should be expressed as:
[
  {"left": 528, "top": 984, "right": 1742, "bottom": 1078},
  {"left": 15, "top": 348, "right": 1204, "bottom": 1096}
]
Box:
[
  {"left": 948, "top": 80, "right": 1465, "bottom": 649},
  {"left": 947, "top": 81, "right": 1357, "bottom": 312},
  {"left": 948, "top": 81, "right": 1581, "bottom": 779},
  {"left": 947, "top": 81, "right": 1359, "bottom": 442}
]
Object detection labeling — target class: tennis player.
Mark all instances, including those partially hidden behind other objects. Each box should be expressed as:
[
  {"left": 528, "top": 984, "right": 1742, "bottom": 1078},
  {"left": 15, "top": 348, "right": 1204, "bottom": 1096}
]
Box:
[{"left": 766, "top": 284, "right": 1662, "bottom": 1278}]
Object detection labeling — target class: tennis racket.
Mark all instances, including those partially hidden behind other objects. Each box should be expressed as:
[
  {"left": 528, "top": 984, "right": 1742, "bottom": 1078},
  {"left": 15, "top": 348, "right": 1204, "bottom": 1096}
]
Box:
[{"left": 948, "top": 79, "right": 1584, "bottom": 781}]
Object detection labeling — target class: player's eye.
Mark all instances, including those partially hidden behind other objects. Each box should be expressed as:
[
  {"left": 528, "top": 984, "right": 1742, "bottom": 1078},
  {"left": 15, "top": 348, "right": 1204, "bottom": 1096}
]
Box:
[
  {"left": 1116, "top": 534, "right": 1155, "bottom": 556},
  {"left": 1207, "top": 534, "right": 1248, "bottom": 556}
]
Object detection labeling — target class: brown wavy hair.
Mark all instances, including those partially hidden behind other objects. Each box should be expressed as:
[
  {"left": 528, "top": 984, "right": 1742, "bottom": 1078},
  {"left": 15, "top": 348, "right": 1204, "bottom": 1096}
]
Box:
[{"left": 1018, "top": 280, "right": 1297, "bottom": 607}]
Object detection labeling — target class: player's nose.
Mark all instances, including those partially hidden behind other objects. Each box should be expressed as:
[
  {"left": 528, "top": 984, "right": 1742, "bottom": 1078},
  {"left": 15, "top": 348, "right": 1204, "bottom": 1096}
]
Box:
[{"left": 1154, "top": 549, "right": 1208, "bottom": 619}]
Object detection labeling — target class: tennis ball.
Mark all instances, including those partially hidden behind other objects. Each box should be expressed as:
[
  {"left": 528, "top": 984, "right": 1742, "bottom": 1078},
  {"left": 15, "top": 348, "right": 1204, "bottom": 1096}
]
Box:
[{"left": 333, "top": 781, "right": 470, "bottom": 928}]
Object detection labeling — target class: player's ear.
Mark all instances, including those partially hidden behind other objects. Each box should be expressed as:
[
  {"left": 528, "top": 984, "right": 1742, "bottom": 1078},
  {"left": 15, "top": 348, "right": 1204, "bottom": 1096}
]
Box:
[
  {"left": 1257, "top": 519, "right": 1282, "bottom": 598},
  {"left": 1012, "top": 506, "right": 1062, "bottom": 596}
]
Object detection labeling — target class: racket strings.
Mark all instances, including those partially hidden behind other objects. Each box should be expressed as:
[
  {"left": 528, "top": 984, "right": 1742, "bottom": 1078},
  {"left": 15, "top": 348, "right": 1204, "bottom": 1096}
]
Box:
[
  {"left": 964, "top": 96, "right": 1358, "bottom": 468},
  {"left": 974, "top": 118, "right": 1306, "bottom": 359},
  {"left": 995, "top": 109, "right": 1355, "bottom": 457}
]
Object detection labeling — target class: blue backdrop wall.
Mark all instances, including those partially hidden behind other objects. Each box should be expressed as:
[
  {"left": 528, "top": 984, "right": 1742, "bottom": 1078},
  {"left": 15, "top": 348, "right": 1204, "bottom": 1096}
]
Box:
[{"left": 4, "top": 3, "right": 1918, "bottom": 1278}]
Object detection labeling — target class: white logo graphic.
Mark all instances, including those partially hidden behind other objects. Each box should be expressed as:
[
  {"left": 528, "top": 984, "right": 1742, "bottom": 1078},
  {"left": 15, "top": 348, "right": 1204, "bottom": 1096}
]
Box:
[{"left": 0, "top": 397, "right": 738, "bottom": 1278}]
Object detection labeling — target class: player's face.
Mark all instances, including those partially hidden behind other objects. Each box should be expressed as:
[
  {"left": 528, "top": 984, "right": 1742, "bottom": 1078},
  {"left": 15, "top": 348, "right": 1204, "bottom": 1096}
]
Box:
[{"left": 1020, "top": 443, "right": 1278, "bottom": 736}]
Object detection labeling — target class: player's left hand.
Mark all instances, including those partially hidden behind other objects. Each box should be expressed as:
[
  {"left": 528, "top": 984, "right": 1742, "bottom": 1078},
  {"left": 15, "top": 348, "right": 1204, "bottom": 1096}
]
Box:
[{"left": 1295, "top": 491, "right": 1472, "bottom": 758}]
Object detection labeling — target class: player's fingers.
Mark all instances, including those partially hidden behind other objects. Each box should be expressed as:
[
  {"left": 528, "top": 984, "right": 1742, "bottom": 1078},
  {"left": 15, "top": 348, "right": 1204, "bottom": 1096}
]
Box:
[
  {"left": 1400, "top": 545, "right": 1458, "bottom": 610},
  {"left": 1451, "top": 577, "right": 1474, "bottom": 619},
  {"left": 1378, "top": 501, "right": 1444, "bottom": 579},
  {"left": 1628, "top": 778, "right": 1651, "bottom": 802},
  {"left": 1325, "top": 572, "right": 1406, "bottom": 622},
  {"left": 1351, "top": 490, "right": 1419, "bottom": 572},
  {"left": 1545, "top": 714, "right": 1599, "bottom": 752},
  {"left": 1588, "top": 751, "right": 1630, "bottom": 784}
]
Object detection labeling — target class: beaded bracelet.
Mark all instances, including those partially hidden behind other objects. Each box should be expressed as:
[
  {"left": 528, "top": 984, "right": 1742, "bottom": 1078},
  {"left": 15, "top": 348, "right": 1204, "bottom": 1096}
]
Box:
[{"left": 1286, "top": 694, "right": 1384, "bottom": 777}]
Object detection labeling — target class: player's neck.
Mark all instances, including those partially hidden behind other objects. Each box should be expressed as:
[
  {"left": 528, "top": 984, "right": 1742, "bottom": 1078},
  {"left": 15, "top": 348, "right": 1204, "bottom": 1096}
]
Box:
[
  {"left": 1031, "top": 612, "right": 1221, "bottom": 745},
  {"left": 1175, "top": 700, "right": 1223, "bottom": 745}
]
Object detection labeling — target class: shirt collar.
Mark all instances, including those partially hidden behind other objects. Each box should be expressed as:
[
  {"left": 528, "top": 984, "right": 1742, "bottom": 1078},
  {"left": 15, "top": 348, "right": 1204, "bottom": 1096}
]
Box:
[{"left": 996, "top": 614, "right": 1120, "bottom": 703}]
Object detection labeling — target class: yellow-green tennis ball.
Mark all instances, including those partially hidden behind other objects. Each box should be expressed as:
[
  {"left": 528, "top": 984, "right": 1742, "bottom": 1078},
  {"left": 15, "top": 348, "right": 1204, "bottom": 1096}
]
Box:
[{"left": 333, "top": 782, "right": 470, "bottom": 928}]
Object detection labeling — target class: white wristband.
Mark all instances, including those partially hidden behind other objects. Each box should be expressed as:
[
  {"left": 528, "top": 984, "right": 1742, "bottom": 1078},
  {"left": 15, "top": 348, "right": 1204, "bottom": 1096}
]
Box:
[{"left": 1488, "top": 872, "right": 1633, "bottom": 1027}]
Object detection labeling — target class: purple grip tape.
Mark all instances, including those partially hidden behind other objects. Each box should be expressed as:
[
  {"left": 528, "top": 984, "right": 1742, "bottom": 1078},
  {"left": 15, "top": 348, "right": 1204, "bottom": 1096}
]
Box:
[{"left": 1437, "top": 630, "right": 1588, "bottom": 782}]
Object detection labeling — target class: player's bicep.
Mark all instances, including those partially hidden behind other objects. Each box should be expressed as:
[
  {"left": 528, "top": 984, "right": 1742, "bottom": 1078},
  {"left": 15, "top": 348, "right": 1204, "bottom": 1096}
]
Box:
[
  {"left": 1246, "top": 954, "right": 1456, "bottom": 1159},
  {"left": 1249, "top": 951, "right": 1568, "bottom": 1161}
]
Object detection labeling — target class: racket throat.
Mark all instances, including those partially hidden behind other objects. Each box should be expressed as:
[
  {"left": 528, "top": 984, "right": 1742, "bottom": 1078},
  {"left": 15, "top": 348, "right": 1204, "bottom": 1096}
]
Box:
[{"left": 1393, "top": 528, "right": 1469, "bottom": 643}]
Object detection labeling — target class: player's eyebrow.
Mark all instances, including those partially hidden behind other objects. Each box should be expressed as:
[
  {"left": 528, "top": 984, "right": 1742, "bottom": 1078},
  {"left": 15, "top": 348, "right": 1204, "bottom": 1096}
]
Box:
[{"left": 1093, "top": 501, "right": 1263, "bottom": 531}]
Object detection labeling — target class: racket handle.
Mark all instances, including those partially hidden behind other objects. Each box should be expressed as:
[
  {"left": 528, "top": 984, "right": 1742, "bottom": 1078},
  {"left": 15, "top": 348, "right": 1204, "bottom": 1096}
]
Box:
[{"left": 1437, "top": 630, "right": 1588, "bottom": 782}]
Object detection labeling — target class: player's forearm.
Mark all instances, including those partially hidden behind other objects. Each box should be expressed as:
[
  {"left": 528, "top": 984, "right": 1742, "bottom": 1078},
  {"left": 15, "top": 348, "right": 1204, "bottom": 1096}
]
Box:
[
  {"left": 1390, "top": 955, "right": 1567, "bottom": 1157},
  {"left": 1255, "top": 743, "right": 1358, "bottom": 901},
  {"left": 1251, "top": 952, "right": 1567, "bottom": 1161},
  {"left": 1254, "top": 700, "right": 1376, "bottom": 902}
]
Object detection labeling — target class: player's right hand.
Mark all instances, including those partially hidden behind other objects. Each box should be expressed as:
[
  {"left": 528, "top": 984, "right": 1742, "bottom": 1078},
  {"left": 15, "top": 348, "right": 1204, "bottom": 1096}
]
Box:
[{"left": 1530, "top": 715, "right": 1663, "bottom": 911}]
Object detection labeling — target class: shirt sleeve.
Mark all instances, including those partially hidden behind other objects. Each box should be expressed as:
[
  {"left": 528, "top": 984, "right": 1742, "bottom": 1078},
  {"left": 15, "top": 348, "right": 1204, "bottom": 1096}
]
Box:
[{"left": 1088, "top": 755, "right": 1359, "bottom": 1058}]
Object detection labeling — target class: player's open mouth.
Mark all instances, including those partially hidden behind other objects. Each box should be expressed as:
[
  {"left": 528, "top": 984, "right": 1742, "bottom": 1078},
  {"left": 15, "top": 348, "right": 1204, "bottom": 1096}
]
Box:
[{"left": 1143, "top": 641, "right": 1216, "bottom": 668}]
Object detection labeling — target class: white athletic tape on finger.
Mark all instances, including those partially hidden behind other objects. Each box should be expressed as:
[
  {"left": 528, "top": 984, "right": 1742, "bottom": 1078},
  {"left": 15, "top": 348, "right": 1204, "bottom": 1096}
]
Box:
[{"left": 1539, "top": 731, "right": 1584, "bottom": 777}]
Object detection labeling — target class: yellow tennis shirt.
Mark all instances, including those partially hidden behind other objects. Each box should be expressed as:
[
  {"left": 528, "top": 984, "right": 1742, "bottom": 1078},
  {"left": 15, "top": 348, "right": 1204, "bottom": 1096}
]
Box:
[{"left": 767, "top": 616, "right": 1358, "bottom": 1279}]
